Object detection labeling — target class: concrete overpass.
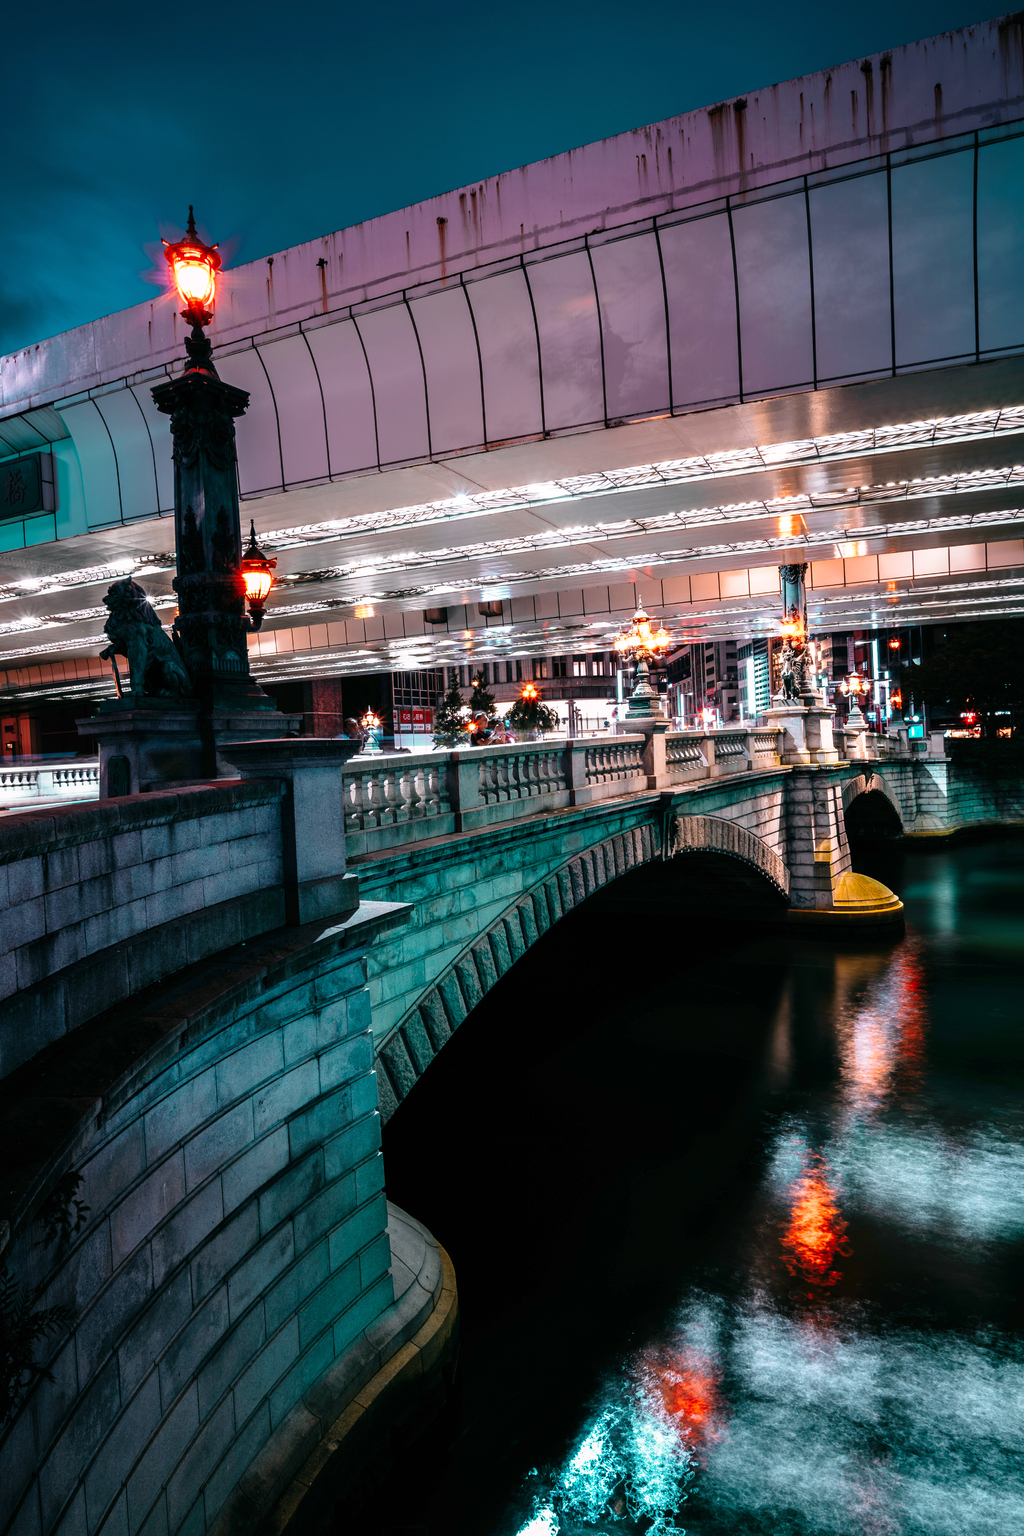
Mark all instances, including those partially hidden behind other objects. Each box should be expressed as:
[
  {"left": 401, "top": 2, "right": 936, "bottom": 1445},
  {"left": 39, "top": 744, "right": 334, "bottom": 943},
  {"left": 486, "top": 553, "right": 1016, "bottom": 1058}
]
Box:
[{"left": 3, "top": 17, "right": 1024, "bottom": 707}]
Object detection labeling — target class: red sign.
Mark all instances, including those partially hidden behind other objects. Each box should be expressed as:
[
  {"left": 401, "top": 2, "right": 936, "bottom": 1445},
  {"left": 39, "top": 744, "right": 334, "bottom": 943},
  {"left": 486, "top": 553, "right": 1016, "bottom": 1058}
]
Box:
[{"left": 397, "top": 708, "right": 413, "bottom": 727}]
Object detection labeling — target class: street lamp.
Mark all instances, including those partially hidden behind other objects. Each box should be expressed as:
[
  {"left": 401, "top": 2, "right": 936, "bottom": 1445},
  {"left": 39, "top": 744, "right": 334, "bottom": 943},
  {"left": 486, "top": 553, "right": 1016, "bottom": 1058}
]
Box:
[
  {"left": 614, "top": 601, "right": 671, "bottom": 718},
  {"left": 241, "top": 521, "right": 276, "bottom": 630},
  {"left": 839, "top": 673, "right": 870, "bottom": 731},
  {"left": 163, "top": 206, "right": 222, "bottom": 371},
  {"left": 151, "top": 208, "right": 282, "bottom": 748}
]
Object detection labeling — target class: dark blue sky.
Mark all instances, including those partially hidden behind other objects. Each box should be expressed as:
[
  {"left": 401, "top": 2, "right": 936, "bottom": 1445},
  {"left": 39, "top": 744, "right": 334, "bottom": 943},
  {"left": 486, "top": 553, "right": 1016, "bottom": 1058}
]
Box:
[{"left": 2, "top": 2, "right": 995, "bottom": 357}]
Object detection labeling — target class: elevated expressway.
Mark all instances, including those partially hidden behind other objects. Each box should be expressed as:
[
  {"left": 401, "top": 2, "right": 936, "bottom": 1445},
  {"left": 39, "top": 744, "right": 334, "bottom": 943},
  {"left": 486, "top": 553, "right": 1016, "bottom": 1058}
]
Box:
[{"left": 4, "top": 16, "right": 1024, "bottom": 705}]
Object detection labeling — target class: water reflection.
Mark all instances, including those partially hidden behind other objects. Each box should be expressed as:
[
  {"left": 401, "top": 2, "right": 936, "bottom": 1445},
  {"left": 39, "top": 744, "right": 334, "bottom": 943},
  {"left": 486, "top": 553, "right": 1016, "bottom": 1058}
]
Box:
[
  {"left": 780, "top": 1149, "right": 851, "bottom": 1290},
  {"left": 509, "top": 849, "right": 1024, "bottom": 1536}
]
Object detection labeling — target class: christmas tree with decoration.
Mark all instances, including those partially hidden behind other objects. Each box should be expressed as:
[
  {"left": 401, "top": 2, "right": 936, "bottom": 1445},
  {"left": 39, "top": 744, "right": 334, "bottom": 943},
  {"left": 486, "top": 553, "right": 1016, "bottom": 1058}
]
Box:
[
  {"left": 432, "top": 677, "right": 468, "bottom": 747},
  {"left": 468, "top": 673, "right": 498, "bottom": 720}
]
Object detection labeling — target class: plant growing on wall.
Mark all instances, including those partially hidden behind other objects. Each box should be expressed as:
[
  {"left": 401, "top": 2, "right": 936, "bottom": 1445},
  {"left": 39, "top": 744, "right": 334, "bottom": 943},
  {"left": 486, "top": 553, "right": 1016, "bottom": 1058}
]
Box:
[
  {"left": 433, "top": 678, "right": 468, "bottom": 747},
  {"left": 0, "top": 1264, "right": 75, "bottom": 1429},
  {"left": 38, "top": 1171, "right": 89, "bottom": 1251}
]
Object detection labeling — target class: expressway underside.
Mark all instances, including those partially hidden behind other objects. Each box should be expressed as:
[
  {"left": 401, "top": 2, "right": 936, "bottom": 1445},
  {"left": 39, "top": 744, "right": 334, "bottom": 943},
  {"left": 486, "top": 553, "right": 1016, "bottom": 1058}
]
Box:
[{"left": 3, "top": 354, "right": 1024, "bottom": 704}]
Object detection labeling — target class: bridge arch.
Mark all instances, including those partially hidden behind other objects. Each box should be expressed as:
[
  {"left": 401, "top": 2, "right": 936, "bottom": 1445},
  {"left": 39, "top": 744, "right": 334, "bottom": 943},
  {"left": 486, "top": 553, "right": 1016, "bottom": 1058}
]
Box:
[
  {"left": 842, "top": 771, "right": 905, "bottom": 841},
  {"left": 374, "top": 815, "right": 787, "bottom": 1123}
]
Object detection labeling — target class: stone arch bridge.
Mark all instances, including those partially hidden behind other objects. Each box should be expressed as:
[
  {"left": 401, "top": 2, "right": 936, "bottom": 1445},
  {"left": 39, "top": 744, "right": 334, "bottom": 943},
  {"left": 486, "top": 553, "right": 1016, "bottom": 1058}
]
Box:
[{"left": 0, "top": 733, "right": 1019, "bottom": 1536}]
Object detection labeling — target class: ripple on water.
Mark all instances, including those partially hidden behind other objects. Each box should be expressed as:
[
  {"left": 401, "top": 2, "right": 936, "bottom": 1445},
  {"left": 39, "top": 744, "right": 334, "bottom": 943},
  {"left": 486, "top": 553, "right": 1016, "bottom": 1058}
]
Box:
[{"left": 512, "top": 1298, "right": 1024, "bottom": 1536}]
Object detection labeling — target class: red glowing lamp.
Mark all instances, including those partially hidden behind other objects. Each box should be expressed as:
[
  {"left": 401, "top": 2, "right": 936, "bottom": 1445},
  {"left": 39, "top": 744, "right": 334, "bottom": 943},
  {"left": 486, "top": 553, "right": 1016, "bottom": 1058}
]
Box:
[
  {"left": 888, "top": 636, "right": 902, "bottom": 651},
  {"left": 241, "top": 521, "right": 276, "bottom": 630},
  {"left": 163, "top": 207, "right": 222, "bottom": 323},
  {"left": 520, "top": 682, "right": 540, "bottom": 702}
]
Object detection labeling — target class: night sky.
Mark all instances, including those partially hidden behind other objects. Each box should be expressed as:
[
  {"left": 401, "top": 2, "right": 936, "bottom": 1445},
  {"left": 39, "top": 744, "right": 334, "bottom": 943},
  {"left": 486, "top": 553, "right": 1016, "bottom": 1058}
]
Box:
[{"left": 2, "top": 2, "right": 996, "bottom": 358}]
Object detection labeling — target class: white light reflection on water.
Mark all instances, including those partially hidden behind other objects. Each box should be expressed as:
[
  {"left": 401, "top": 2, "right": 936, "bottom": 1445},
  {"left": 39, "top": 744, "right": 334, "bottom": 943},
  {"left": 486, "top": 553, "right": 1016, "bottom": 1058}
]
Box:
[
  {"left": 508, "top": 890, "right": 1024, "bottom": 1536},
  {"left": 513, "top": 1292, "right": 1024, "bottom": 1536},
  {"left": 700, "top": 1301, "right": 1024, "bottom": 1536}
]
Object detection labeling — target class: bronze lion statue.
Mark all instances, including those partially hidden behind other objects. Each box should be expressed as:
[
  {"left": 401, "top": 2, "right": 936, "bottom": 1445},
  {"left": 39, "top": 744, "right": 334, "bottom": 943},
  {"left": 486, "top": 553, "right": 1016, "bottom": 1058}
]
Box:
[{"left": 100, "top": 579, "right": 193, "bottom": 700}]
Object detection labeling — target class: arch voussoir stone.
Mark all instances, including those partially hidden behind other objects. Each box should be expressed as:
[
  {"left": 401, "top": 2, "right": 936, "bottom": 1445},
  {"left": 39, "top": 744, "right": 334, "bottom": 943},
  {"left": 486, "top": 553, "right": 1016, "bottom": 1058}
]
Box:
[
  {"left": 380, "top": 1030, "right": 418, "bottom": 1100},
  {"left": 419, "top": 990, "right": 451, "bottom": 1051},
  {"left": 668, "top": 813, "right": 790, "bottom": 897},
  {"left": 376, "top": 823, "right": 663, "bottom": 1121},
  {"left": 402, "top": 1011, "right": 435, "bottom": 1074},
  {"left": 437, "top": 971, "right": 467, "bottom": 1029},
  {"left": 488, "top": 923, "right": 513, "bottom": 977},
  {"left": 517, "top": 899, "right": 539, "bottom": 949},
  {"left": 503, "top": 910, "right": 526, "bottom": 962},
  {"left": 471, "top": 940, "right": 498, "bottom": 993}
]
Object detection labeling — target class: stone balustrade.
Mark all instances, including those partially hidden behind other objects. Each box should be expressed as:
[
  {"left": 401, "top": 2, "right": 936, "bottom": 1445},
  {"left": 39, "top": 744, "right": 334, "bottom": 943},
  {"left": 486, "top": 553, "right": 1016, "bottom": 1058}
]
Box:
[
  {"left": 0, "top": 759, "right": 100, "bottom": 806},
  {"left": 341, "top": 736, "right": 650, "bottom": 853}
]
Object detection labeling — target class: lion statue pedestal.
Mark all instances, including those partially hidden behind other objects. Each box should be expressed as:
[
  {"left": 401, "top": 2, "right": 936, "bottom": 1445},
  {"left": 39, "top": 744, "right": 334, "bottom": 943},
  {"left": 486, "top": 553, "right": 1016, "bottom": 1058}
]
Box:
[
  {"left": 81, "top": 580, "right": 298, "bottom": 797},
  {"left": 762, "top": 688, "right": 841, "bottom": 766}
]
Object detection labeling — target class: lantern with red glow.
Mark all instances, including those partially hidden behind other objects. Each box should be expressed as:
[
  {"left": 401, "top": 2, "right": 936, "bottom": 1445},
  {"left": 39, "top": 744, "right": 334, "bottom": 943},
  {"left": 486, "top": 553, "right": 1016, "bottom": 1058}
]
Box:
[
  {"left": 888, "top": 636, "right": 901, "bottom": 651},
  {"left": 520, "top": 682, "right": 539, "bottom": 703},
  {"left": 241, "top": 521, "right": 276, "bottom": 630},
  {"left": 163, "top": 207, "right": 222, "bottom": 326}
]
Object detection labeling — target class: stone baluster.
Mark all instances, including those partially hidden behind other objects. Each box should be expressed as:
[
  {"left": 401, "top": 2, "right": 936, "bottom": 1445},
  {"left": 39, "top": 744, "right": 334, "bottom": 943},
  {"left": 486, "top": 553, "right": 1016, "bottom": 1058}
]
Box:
[
  {"left": 381, "top": 766, "right": 400, "bottom": 825},
  {"left": 701, "top": 734, "right": 716, "bottom": 779}
]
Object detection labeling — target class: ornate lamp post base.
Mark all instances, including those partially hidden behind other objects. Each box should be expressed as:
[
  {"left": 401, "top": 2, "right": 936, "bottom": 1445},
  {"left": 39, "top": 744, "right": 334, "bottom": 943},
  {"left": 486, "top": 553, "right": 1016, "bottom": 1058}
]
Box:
[{"left": 624, "top": 657, "right": 663, "bottom": 719}]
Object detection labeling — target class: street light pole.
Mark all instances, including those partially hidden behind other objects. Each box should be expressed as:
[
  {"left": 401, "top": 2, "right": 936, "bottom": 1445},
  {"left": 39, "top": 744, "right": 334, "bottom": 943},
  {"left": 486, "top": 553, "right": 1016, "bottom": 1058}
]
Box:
[
  {"left": 152, "top": 210, "right": 278, "bottom": 718},
  {"left": 84, "top": 211, "right": 295, "bottom": 795}
]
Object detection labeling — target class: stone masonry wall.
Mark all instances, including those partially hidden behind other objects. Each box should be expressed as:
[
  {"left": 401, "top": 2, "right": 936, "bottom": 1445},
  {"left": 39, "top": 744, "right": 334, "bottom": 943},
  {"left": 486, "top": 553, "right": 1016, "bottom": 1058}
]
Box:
[
  {"left": 0, "top": 783, "right": 287, "bottom": 1083},
  {"left": 875, "top": 761, "right": 1024, "bottom": 833},
  {"left": 785, "top": 770, "right": 852, "bottom": 909},
  {"left": 0, "top": 921, "right": 395, "bottom": 1536},
  {"left": 353, "top": 772, "right": 790, "bottom": 1120}
]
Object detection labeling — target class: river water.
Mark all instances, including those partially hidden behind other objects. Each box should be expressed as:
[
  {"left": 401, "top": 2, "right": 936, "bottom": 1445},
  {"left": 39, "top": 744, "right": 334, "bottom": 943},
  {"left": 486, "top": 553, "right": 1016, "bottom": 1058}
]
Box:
[{"left": 379, "top": 836, "right": 1024, "bottom": 1536}]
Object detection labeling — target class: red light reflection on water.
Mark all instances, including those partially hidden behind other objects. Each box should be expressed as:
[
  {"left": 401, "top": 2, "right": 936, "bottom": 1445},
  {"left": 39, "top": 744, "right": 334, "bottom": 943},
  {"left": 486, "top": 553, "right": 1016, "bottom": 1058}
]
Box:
[
  {"left": 635, "top": 1343, "right": 724, "bottom": 1452},
  {"left": 781, "top": 1152, "right": 851, "bottom": 1288}
]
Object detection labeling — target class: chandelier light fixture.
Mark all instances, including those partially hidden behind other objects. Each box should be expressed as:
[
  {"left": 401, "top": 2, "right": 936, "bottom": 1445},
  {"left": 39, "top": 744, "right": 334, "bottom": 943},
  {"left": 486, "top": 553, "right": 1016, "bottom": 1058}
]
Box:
[{"left": 614, "top": 601, "right": 671, "bottom": 719}]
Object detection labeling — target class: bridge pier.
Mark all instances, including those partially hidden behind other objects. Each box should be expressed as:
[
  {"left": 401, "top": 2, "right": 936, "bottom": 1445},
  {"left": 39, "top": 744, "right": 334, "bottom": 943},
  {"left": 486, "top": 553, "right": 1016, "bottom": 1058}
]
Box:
[{"left": 785, "top": 765, "right": 903, "bottom": 930}]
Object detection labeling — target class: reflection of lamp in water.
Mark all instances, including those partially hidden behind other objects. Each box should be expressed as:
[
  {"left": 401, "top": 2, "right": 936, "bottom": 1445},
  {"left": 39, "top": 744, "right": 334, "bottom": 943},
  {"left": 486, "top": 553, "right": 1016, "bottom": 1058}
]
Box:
[{"left": 781, "top": 1151, "right": 851, "bottom": 1289}]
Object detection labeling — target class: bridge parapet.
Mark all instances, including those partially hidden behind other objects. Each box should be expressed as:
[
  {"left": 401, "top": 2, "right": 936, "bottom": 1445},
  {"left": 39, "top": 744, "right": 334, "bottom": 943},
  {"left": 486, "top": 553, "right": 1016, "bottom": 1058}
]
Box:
[
  {"left": 0, "top": 762, "right": 99, "bottom": 809},
  {"left": 340, "top": 729, "right": 784, "bottom": 858}
]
